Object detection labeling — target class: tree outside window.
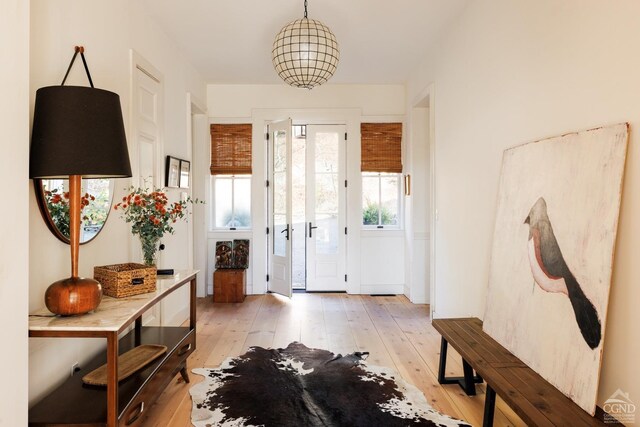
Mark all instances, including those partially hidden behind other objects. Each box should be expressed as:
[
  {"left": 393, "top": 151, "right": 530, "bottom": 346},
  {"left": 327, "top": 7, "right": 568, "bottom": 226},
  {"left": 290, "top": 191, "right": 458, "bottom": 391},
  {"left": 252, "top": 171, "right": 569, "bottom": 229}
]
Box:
[{"left": 362, "top": 172, "right": 400, "bottom": 227}]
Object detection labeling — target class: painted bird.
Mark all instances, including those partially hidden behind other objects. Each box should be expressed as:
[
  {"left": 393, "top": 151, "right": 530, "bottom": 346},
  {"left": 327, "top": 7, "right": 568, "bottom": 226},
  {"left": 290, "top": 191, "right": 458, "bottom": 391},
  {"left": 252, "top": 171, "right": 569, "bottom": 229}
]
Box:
[{"left": 524, "top": 197, "right": 602, "bottom": 349}]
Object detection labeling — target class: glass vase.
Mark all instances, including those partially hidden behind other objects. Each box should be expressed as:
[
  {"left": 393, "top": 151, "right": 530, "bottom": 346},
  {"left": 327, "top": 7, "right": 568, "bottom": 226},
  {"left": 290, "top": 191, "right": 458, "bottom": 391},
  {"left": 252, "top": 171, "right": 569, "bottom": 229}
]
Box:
[{"left": 139, "top": 234, "right": 161, "bottom": 267}]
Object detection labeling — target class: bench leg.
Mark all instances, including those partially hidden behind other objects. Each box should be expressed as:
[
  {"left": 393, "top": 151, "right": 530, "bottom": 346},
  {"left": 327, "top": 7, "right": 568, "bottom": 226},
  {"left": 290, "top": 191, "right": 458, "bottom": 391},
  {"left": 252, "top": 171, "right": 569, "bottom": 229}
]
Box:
[
  {"left": 483, "top": 385, "right": 496, "bottom": 427},
  {"left": 438, "top": 337, "right": 449, "bottom": 384},
  {"left": 437, "top": 336, "right": 483, "bottom": 396},
  {"left": 462, "top": 359, "right": 477, "bottom": 396}
]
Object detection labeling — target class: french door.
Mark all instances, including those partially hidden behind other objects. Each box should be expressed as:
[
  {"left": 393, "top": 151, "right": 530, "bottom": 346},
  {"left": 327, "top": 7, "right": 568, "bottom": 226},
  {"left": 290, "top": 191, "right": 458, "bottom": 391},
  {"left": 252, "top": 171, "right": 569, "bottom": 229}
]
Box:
[
  {"left": 306, "top": 125, "right": 346, "bottom": 291},
  {"left": 267, "top": 119, "right": 293, "bottom": 297},
  {"left": 268, "top": 122, "right": 346, "bottom": 295}
]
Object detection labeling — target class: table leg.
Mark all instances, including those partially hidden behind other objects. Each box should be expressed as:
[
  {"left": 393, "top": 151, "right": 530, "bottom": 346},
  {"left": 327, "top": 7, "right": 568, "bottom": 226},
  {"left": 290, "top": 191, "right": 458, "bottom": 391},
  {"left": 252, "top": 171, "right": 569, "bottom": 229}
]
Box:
[
  {"left": 135, "top": 317, "right": 142, "bottom": 346},
  {"left": 106, "top": 332, "right": 119, "bottom": 427},
  {"left": 179, "top": 361, "right": 190, "bottom": 383},
  {"left": 190, "top": 277, "right": 196, "bottom": 331}
]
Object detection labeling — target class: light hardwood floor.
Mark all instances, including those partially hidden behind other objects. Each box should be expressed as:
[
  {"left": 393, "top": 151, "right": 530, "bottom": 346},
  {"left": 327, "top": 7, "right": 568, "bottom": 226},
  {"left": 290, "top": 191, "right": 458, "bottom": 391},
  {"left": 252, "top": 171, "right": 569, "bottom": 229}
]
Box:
[{"left": 142, "top": 293, "right": 527, "bottom": 426}]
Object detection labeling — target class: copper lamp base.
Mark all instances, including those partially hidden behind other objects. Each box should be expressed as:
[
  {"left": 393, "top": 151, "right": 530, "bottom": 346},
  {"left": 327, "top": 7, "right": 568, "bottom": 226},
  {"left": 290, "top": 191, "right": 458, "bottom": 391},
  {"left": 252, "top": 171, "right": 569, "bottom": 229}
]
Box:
[{"left": 45, "top": 277, "right": 102, "bottom": 316}]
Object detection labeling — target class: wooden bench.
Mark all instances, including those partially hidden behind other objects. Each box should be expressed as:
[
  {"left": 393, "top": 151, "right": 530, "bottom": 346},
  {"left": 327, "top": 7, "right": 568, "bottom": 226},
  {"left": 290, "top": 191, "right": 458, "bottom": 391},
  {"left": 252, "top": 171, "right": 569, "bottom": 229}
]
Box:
[{"left": 432, "top": 318, "right": 613, "bottom": 427}]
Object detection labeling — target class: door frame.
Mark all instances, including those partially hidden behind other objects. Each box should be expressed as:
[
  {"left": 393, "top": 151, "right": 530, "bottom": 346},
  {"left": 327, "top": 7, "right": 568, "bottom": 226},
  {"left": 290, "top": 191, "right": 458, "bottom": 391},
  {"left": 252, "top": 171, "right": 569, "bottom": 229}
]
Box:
[
  {"left": 410, "top": 83, "right": 437, "bottom": 318},
  {"left": 187, "top": 92, "right": 208, "bottom": 297},
  {"left": 253, "top": 109, "right": 361, "bottom": 295}
]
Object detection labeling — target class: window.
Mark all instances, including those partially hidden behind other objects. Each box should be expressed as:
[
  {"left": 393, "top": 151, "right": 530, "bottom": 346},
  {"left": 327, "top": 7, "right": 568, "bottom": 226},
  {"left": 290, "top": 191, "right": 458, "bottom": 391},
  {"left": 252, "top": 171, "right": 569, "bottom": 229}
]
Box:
[
  {"left": 361, "top": 123, "right": 402, "bottom": 228},
  {"left": 211, "top": 124, "right": 252, "bottom": 230},
  {"left": 213, "top": 175, "right": 251, "bottom": 228},
  {"left": 362, "top": 172, "right": 400, "bottom": 226}
]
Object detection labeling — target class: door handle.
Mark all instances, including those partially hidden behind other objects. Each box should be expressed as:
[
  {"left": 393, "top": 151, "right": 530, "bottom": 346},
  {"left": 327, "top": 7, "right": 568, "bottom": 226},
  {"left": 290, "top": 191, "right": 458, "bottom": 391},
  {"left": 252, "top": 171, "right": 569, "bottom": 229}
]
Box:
[
  {"left": 280, "top": 224, "right": 290, "bottom": 240},
  {"left": 309, "top": 222, "right": 318, "bottom": 238}
]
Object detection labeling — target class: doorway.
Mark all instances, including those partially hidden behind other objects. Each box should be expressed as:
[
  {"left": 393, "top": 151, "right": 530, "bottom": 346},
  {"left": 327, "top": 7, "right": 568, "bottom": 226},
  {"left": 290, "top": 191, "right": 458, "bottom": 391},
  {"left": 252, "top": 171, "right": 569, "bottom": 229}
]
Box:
[{"left": 268, "top": 122, "right": 347, "bottom": 296}]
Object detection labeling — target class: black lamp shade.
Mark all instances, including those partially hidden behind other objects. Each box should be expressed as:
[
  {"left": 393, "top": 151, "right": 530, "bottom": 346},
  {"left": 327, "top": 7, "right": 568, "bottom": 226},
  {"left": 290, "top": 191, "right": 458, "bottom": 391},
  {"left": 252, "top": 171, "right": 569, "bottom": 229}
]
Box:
[{"left": 30, "top": 86, "right": 132, "bottom": 178}]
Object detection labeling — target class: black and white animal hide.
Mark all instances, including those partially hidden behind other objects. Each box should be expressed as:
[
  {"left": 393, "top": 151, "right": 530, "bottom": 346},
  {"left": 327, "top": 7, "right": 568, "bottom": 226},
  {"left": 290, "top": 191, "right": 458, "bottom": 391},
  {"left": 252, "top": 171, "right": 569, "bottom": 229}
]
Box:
[{"left": 190, "top": 342, "right": 471, "bottom": 427}]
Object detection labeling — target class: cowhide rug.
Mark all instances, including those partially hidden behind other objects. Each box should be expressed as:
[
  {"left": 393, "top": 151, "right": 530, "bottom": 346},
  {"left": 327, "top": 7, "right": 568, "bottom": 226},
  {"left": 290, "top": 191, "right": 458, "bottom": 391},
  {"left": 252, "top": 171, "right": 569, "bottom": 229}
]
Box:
[{"left": 190, "top": 342, "right": 471, "bottom": 427}]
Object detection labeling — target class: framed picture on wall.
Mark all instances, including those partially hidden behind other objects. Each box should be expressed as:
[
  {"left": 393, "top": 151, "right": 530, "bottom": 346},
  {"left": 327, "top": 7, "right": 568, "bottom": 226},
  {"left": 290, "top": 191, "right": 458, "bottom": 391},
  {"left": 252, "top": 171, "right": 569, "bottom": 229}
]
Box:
[
  {"left": 165, "top": 156, "right": 180, "bottom": 188},
  {"left": 179, "top": 160, "right": 191, "bottom": 188}
]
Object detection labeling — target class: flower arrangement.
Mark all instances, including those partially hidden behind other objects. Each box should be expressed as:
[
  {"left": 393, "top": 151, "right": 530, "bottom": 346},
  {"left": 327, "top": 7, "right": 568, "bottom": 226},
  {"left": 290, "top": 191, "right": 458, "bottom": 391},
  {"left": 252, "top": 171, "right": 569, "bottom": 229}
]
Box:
[
  {"left": 44, "top": 188, "right": 98, "bottom": 237},
  {"left": 114, "top": 187, "right": 199, "bottom": 266}
]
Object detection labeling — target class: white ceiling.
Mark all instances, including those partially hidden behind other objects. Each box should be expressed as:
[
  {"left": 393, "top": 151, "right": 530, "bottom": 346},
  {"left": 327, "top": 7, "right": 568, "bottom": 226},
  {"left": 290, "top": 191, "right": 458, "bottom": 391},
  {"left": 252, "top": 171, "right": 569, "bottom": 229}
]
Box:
[{"left": 141, "top": 0, "right": 470, "bottom": 85}]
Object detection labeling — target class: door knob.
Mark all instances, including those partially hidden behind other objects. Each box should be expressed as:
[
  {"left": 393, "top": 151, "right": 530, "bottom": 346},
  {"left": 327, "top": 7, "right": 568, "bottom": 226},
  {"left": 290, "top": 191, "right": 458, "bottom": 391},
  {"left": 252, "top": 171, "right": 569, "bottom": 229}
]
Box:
[
  {"left": 280, "top": 224, "right": 290, "bottom": 240},
  {"left": 308, "top": 222, "right": 318, "bottom": 238}
]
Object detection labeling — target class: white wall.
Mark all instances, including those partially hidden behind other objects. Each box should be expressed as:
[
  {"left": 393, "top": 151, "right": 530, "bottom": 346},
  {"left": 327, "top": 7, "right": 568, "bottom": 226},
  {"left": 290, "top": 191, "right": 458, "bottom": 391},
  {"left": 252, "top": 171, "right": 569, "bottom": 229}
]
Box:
[
  {"left": 206, "top": 84, "right": 406, "bottom": 295},
  {"left": 0, "top": 1, "right": 30, "bottom": 425},
  {"left": 207, "top": 84, "right": 405, "bottom": 118},
  {"left": 407, "top": 0, "right": 640, "bottom": 409},
  {"left": 29, "top": 0, "right": 205, "bottom": 405}
]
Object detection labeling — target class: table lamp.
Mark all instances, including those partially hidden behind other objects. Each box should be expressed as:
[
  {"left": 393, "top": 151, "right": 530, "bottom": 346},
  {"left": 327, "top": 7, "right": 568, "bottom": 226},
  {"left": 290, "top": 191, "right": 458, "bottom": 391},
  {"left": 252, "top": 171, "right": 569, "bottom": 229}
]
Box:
[{"left": 30, "top": 46, "right": 132, "bottom": 315}]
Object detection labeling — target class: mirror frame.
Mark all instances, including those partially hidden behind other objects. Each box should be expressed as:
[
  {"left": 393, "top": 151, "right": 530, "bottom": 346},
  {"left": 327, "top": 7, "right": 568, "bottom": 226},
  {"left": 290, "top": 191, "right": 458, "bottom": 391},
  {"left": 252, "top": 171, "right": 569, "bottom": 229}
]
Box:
[{"left": 33, "top": 178, "right": 114, "bottom": 245}]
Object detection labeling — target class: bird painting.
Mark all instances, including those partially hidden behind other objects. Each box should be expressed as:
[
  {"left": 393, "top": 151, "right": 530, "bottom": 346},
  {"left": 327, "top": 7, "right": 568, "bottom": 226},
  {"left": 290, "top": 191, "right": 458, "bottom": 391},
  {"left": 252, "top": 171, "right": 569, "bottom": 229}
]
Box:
[{"left": 524, "top": 197, "right": 602, "bottom": 349}]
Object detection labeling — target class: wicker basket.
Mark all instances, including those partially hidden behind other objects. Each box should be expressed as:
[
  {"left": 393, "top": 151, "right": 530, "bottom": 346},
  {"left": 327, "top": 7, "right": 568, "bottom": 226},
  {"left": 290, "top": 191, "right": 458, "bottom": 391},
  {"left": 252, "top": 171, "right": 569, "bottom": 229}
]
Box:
[{"left": 94, "top": 263, "right": 157, "bottom": 298}]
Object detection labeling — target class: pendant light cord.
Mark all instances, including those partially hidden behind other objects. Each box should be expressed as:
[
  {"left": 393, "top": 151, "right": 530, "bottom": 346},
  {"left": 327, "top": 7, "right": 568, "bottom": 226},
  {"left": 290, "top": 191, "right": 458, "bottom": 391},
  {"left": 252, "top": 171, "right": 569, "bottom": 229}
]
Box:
[
  {"left": 304, "top": 0, "right": 308, "bottom": 18},
  {"left": 61, "top": 46, "right": 95, "bottom": 88}
]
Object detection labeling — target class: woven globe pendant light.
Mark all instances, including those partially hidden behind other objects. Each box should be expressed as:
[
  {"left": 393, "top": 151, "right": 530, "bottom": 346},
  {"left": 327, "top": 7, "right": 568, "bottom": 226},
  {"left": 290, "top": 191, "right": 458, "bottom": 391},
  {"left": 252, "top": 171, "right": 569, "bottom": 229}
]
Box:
[{"left": 272, "top": 0, "right": 339, "bottom": 89}]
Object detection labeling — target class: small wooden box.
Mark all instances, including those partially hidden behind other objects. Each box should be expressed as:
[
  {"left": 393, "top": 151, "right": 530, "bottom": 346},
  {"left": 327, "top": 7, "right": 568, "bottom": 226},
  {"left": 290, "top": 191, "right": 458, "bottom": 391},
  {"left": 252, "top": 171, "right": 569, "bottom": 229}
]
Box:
[{"left": 213, "top": 269, "right": 246, "bottom": 303}]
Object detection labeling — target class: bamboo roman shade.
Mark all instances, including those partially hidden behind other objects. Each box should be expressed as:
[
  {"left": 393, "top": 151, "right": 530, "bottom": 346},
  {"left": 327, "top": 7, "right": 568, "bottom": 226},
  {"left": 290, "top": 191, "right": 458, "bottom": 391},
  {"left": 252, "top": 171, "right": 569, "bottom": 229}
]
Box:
[
  {"left": 210, "top": 124, "right": 252, "bottom": 175},
  {"left": 360, "top": 123, "right": 403, "bottom": 173}
]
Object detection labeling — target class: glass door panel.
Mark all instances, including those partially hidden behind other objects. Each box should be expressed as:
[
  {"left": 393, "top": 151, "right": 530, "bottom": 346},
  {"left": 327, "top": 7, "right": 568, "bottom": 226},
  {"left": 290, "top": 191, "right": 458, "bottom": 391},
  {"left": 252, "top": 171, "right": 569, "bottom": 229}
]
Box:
[
  {"left": 268, "top": 119, "right": 292, "bottom": 297},
  {"left": 306, "top": 125, "right": 346, "bottom": 291}
]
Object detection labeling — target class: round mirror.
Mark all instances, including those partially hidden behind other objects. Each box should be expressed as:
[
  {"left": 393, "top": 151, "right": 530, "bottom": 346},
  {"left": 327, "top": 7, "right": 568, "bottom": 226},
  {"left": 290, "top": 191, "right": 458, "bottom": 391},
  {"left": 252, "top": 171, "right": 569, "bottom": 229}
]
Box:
[{"left": 34, "top": 178, "right": 115, "bottom": 244}]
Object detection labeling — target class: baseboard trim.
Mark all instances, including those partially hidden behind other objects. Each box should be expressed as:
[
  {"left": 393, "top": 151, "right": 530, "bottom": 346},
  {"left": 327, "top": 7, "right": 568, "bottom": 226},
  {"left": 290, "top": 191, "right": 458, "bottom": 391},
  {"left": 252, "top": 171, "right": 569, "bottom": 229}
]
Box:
[{"left": 360, "top": 284, "right": 404, "bottom": 295}]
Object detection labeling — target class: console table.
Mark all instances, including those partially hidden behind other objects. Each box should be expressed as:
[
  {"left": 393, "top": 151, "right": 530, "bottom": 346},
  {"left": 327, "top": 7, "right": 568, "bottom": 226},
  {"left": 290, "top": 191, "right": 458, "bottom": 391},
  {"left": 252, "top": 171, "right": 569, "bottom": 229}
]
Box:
[{"left": 29, "top": 270, "right": 198, "bottom": 427}]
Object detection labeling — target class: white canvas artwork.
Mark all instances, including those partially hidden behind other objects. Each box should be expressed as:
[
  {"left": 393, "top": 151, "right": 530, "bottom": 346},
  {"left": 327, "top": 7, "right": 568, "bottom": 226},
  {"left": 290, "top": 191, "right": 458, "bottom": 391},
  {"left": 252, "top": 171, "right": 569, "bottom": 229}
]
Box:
[{"left": 483, "top": 123, "right": 628, "bottom": 414}]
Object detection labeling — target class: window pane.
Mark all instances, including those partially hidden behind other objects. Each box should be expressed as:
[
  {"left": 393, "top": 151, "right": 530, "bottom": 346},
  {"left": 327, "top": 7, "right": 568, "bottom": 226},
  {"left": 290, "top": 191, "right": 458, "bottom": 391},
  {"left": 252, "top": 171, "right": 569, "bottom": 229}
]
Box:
[
  {"left": 274, "top": 130, "right": 287, "bottom": 172},
  {"left": 273, "top": 214, "right": 286, "bottom": 257},
  {"left": 214, "top": 177, "right": 233, "bottom": 227},
  {"left": 381, "top": 175, "right": 399, "bottom": 225},
  {"left": 316, "top": 213, "right": 338, "bottom": 254},
  {"left": 291, "top": 136, "right": 306, "bottom": 224},
  {"left": 315, "top": 132, "right": 339, "bottom": 173},
  {"left": 315, "top": 173, "right": 339, "bottom": 213},
  {"left": 273, "top": 171, "right": 286, "bottom": 214},
  {"left": 362, "top": 175, "right": 380, "bottom": 225},
  {"left": 233, "top": 177, "right": 251, "bottom": 228}
]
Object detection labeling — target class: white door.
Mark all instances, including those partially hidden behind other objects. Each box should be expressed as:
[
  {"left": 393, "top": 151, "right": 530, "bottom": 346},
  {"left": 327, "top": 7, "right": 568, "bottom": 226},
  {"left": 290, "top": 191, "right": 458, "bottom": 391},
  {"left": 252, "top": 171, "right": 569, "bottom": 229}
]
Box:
[
  {"left": 268, "top": 119, "right": 293, "bottom": 297},
  {"left": 306, "top": 125, "right": 346, "bottom": 291},
  {"left": 131, "top": 55, "right": 163, "bottom": 325},
  {"left": 133, "top": 66, "right": 162, "bottom": 189}
]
